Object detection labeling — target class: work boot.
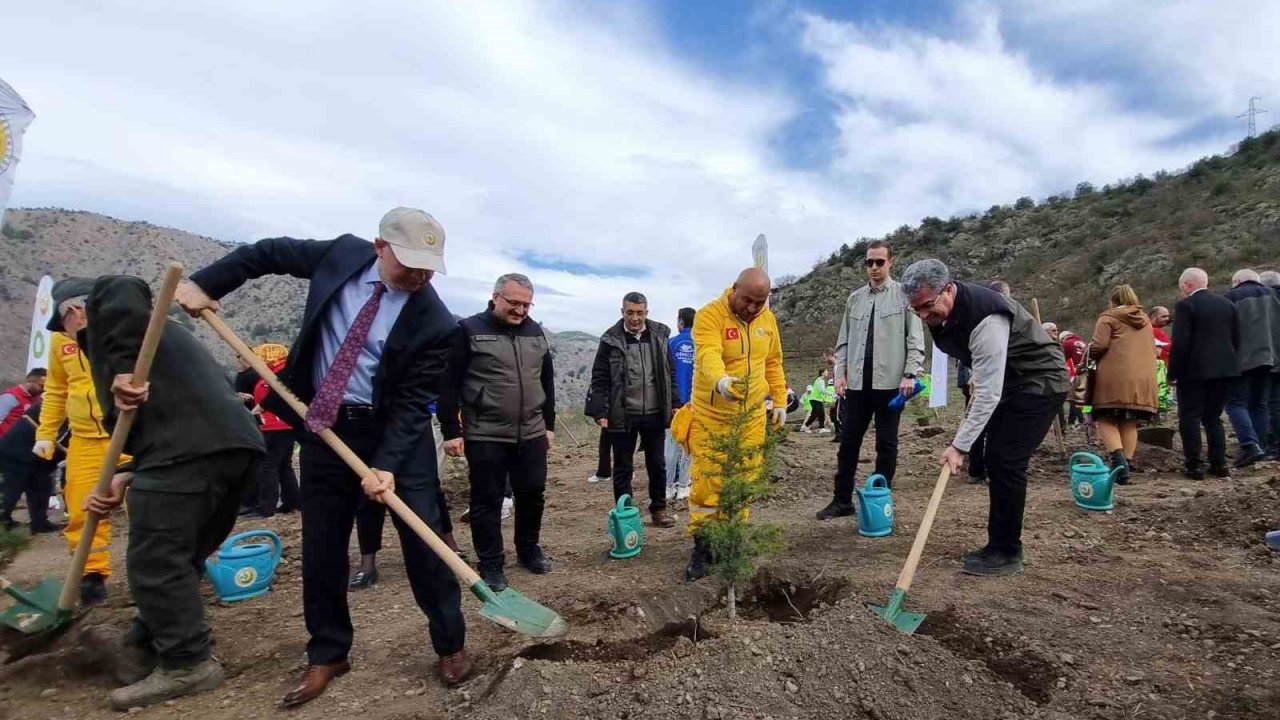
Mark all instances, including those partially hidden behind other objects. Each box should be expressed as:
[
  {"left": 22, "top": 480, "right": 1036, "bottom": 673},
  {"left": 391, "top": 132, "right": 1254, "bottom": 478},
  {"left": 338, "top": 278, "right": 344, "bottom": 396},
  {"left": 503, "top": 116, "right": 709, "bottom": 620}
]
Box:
[
  {"left": 1208, "top": 465, "right": 1232, "bottom": 479},
  {"left": 479, "top": 564, "right": 508, "bottom": 593},
  {"left": 1233, "top": 443, "right": 1267, "bottom": 468},
  {"left": 109, "top": 658, "right": 225, "bottom": 710},
  {"left": 80, "top": 625, "right": 158, "bottom": 686},
  {"left": 80, "top": 573, "right": 107, "bottom": 607},
  {"left": 815, "top": 500, "right": 855, "bottom": 521},
  {"left": 1109, "top": 449, "right": 1131, "bottom": 486},
  {"left": 651, "top": 509, "right": 676, "bottom": 528},
  {"left": 684, "top": 537, "right": 712, "bottom": 582},
  {"left": 516, "top": 546, "right": 551, "bottom": 575},
  {"left": 961, "top": 548, "right": 1024, "bottom": 577},
  {"left": 966, "top": 473, "right": 987, "bottom": 485}
]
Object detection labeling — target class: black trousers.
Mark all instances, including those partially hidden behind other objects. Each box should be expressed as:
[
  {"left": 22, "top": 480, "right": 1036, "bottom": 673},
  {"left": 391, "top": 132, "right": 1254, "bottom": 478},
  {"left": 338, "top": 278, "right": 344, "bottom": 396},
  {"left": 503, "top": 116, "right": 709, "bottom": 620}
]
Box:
[
  {"left": 805, "top": 400, "right": 826, "bottom": 429},
  {"left": 1, "top": 457, "right": 53, "bottom": 528},
  {"left": 464, "top": 437, "right": 547, "bottom": 569},
  {"left": 250, "top": 430, "right": 299, "bottom": 516},
  {"left": 969, "top": 426, "right": 989, "bottom": 479},
  {"left": 1177, "top": 379, "right": 1230, "bottom": 471},
  {"left": 833, "top": 389, "right": 901, "bottom": 501},
  {"left": 354, "top": 488, "right": 454, "bottom": 555},
  {"left": 982, "top": 392, "right": 1064, "bottom": 556},
  {"left": 595, "top": 428, "right": 612, "bottom": 478},
  {"left": 610, "top": 414, "right": 667, "bottom": 513},
  {"left": 125, "top": 450, "right": 256, "bottom": 669},
  {"left": 299, "top": 418, "right": 464, "bottom": 663},
  {"left": 829, "top": 397, "right": 841, "bottom": 436}
]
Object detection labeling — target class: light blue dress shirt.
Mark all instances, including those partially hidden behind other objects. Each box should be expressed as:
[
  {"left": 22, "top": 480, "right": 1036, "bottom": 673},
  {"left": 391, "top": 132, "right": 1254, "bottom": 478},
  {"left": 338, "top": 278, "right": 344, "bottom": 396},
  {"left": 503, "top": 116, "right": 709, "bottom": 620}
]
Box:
[{"left": 312, "top": 262, "right": 411, "bottom": 405}]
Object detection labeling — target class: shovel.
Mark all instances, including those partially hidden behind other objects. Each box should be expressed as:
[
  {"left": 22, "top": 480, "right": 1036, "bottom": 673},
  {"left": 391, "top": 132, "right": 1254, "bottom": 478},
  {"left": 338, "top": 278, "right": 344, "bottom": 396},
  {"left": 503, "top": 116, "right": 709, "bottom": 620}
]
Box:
[
  {"left": 200, "top": 310, "right": 568, "bottom": 640},
  {"left": 1, "top": 263, "right": 184, "bottom": 663},
  {"left": 868, "top": 464, "right": 951, "bottom": 634}
]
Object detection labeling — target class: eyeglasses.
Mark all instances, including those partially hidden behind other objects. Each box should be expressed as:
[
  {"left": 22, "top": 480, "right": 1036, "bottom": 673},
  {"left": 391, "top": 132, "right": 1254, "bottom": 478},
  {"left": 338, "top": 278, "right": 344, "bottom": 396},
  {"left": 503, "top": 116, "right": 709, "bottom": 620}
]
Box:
[
  {"left": 864, "top": 258, "right": 887, "bottom": 268},
  {"left": 909, "top": 286, "right": 949, "bottom": 314},
  {"left": 498, "top": 295, "right": 534, "bottom": 310}
]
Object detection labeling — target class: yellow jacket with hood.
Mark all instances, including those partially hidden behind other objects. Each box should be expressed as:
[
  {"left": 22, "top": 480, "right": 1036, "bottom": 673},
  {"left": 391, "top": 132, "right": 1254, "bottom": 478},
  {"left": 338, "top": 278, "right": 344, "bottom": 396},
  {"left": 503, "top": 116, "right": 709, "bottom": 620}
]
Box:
[{"left": 38, "top": 331, "right": 110, "bottom": 441}]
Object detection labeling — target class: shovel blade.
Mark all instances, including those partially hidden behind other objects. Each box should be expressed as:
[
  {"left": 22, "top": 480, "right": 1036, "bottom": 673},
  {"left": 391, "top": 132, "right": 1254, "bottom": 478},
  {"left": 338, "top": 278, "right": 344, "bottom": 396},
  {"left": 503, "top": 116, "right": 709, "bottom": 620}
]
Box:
[
  {"left": 867, "top": 588, "right": 928, "bottom": 635},
  {"left": 0, "top": 576, "right": 65, "bottom": 635},
  {"left": 470, "top": 582, "right": 568, "bottom": 639}
]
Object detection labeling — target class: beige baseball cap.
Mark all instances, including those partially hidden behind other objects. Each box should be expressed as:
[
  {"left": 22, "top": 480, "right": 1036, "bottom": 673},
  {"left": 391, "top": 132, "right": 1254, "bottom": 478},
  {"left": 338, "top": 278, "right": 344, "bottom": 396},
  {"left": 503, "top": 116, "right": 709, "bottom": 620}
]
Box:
[{"left": 378, "top": 207, "right": 447, "bottom": 273}]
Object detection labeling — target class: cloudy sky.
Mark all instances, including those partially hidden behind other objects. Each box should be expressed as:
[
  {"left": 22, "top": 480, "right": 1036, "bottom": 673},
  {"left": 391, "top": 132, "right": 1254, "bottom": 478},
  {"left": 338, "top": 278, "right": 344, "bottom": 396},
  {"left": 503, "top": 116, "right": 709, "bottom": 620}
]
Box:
[{"left": 5, "top": 0, "right": 1275, "bottom": 332}]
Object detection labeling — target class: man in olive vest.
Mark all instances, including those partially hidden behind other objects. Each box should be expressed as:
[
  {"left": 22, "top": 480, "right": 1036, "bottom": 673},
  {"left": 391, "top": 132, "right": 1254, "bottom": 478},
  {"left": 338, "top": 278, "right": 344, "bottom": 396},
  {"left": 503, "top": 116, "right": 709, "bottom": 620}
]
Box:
[
  {"left": 439, "top": 273, "right": 556, "bottom": 594},
  {"left": 900, "top": 259, "right": 1067, "bottom": 577}
]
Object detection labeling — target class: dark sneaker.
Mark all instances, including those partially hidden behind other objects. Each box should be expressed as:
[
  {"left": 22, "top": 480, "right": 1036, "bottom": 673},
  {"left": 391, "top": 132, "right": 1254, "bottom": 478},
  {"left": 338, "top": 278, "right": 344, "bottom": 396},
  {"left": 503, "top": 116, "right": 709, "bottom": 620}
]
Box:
[
  {"left": 966, "top": 474, "right": 987, "bottom": 485},
  {"left": 961, "top": 545, "right": 996, "bottom": 562},
  {"left": 815, "top": 501, "right": 856, "bottom": 521},
  {"left": 651, "top": 509, "right": 677, "bottom": 528},
  {"left": 961, "top": 549, "right": 1024, "bottom": 577},
  {"left": 516, "top": 546, "right": 551, "bottom": 575},
  {"left": 1183, "top": 468, "right": 1206, "bottom": 481},
  {"left": 1208, "top": 465, "right": 1231, "bottom": 479},
  {"left": 80, "top": 573, "right": 108, "bottom": 607},
  {"left": 347, "top": 568, "right": 378, "bottom": 590},
  {"left": 1233, "top": 444, "right": 1267, "bottom": 468},
  {"left": 684, "top": 538, "right": 712, "bottom": 582},
  {"left": 479, "top": 564, "right": 508, "bottom": 593},
  {"left": 1110, "top": 450, "right": 1131, "bottom": 486},
  {"left": 109, "top": 659, "right": 225, "bottom": 710}
]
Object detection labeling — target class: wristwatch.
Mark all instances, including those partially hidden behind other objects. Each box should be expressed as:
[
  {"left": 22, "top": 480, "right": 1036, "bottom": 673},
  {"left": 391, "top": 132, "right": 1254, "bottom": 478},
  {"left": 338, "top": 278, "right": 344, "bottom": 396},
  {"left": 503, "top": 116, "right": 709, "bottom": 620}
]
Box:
[{"left": 903, "top": 373, "right": 916, "bottom": 379}]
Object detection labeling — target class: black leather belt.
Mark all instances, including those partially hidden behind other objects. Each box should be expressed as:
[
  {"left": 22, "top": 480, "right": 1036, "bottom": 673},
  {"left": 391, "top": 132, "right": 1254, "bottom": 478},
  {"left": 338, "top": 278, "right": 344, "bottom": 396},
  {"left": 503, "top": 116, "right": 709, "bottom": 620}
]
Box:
[{"left": 337, "top": 404, "right": 375, "bottom": 421}]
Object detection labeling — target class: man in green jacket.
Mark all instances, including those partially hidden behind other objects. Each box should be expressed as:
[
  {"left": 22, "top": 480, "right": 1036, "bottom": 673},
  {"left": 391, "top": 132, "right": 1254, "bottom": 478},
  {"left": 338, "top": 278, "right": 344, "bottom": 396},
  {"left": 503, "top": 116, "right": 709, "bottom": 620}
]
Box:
[{"left": 82, "top": 275, "right": 264, "bottom": 710}]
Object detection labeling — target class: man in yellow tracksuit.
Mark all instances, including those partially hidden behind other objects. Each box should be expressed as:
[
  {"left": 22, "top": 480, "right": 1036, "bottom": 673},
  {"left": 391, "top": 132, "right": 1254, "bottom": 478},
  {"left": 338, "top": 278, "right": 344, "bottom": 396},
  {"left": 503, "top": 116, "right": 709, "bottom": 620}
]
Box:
[
  {"left": 35, "top": 277, "right": 119, "bottom": 605},
  {"left": 683, "top": 268, "right": 787, "bottom": 580}
]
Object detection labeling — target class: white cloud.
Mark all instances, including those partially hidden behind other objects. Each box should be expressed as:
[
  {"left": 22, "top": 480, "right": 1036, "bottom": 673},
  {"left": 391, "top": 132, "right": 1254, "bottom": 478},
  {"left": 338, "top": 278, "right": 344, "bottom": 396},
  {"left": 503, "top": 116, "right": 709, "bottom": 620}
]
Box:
[{"left": 3, "top": 0, "right": 1269, "bottom": 333}]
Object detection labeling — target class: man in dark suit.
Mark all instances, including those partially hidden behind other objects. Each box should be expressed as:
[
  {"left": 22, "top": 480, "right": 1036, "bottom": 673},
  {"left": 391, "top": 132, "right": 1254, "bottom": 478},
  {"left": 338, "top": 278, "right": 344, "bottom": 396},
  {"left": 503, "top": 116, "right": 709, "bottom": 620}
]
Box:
[
  {"left": 176, "top": 207, "right": 471, "bottom": 707},
  {"left": 1169, "top": 267, "right": 1240, "bottom": 480}
]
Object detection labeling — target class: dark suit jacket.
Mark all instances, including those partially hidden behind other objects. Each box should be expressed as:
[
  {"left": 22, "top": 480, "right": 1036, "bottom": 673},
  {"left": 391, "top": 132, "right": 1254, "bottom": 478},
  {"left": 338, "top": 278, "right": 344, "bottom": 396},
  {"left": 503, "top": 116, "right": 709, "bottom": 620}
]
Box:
[
  {"left": 83, "top": 276, "right": 264, "bottom": 484},
  {"left": 1169, "top": 289, "right": 1240, "bottom": 384},
  {"left": 189, "top": 235, "right": 455, "bottom": 479}
]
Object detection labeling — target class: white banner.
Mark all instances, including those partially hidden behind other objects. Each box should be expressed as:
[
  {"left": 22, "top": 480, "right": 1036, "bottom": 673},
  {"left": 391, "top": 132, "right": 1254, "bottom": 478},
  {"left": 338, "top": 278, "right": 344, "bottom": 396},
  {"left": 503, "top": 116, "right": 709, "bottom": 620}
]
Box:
[
  {"left": 27, "top": 275, "right": 53, "bottom": 372},
  {"left": 751, "top": 233, "right": 768, "bottom": 276},
  {"left": 929, "top": 344, "right": 949, "bottom": 408},
  {"left": 0, "top": 78, "right": 35, "bottom": 218}
]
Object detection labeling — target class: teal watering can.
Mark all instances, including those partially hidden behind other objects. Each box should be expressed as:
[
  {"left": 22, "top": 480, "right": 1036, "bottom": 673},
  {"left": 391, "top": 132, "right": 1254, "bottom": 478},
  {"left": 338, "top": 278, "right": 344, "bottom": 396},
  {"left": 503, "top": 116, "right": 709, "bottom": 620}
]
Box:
[
  {"left": 856, "top": 474, "right": 895, "bottom": 537},
  {"left": 607, "top": 494, "right": 644, "bottom": 560},
  {"left": 205, "top": 530, "right": 282, "bottom": 602},
  {"left": 1069, "top": 452, "right": 1118, "bottom": 511}
]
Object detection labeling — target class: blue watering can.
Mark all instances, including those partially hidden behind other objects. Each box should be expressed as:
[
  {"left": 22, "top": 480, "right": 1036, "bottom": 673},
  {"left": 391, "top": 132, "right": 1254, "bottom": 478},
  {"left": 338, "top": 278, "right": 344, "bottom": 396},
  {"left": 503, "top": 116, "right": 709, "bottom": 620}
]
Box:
[
  {"left": 1069, "top": 452, "right": 1119, "bottom": 511},
  {"left": 856, "top": 474, "right": 895, "bottom": 538},
  {"left": 205, "top": 530, "right": 282, "bottom": 602},
  {"left": 887, "top": 379, "right": 926, "bottom": 411},
  {"left": 606, "top": 494, "right": 644, "bottom": 560}
]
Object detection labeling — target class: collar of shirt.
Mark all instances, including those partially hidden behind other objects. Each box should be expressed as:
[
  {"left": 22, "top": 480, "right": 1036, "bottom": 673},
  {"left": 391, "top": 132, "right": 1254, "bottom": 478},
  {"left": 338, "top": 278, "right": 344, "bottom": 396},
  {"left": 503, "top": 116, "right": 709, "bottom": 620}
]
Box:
[
  {"left": 1189, "top": 287, "right": 1206, "bottom": 296},
  {"left": 868, "top": 280, "right": 890, "bottom": 294}
]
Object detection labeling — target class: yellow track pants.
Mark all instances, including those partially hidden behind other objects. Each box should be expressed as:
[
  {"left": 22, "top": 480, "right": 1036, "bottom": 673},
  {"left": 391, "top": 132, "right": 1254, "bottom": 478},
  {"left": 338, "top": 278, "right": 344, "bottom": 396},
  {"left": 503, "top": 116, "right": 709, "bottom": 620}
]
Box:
[
  {"left": 63, "top": 435, "right": 113, "bottom": 578},
  {"left": 685, "top": 413, "right": 763, "bottom": 535}
]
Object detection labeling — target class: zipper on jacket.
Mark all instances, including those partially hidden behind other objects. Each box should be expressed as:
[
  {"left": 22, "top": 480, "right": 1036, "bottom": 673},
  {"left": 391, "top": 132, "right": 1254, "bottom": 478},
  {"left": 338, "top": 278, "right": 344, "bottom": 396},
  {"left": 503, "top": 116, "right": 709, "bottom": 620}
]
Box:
[
  {"left": 511, "top": 330, "right": 524, "bottom": 444},
  {"left": 75, "top": 350, "right": 106, "bottom": 436}
]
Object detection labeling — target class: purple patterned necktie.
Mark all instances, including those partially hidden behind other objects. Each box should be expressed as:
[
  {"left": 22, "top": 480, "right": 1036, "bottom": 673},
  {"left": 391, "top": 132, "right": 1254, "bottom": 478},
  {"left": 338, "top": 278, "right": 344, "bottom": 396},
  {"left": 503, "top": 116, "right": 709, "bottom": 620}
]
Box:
[{"left": 305, "top": 282, "right": 386, "bottom": 432}]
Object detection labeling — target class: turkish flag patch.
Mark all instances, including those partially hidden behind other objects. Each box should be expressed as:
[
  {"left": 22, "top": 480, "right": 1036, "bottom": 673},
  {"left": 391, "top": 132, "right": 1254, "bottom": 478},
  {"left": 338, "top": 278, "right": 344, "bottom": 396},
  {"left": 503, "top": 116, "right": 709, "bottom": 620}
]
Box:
[
  {"left": 724, "top": 328, "right": 740, "bottom": 341},
  {"left": 62, "top": 342, "right": 79, "bottom": 356}
]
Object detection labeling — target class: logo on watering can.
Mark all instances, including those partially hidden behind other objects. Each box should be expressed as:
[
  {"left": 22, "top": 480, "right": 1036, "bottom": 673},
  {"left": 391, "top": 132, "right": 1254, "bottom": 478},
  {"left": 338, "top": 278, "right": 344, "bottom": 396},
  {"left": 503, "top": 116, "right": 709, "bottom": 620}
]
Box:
[
  {"left": 883, "top": 503, "right": 894, "bottom": 518},
  {"left": 234, "top": 567, "right": 258, "bottom": 588},
  {"left": 624, "top": 531, "right": 639, "bottom": 550},
  {"left": 1076, "top": 482, "right": 1094, "bottom": 499}
]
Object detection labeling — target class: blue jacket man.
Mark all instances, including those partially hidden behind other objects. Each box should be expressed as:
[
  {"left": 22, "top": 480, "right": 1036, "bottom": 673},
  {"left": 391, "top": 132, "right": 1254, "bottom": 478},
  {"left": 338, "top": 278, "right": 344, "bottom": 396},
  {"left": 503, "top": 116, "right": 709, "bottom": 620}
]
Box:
[{"left": 664, "top": 307, "right": 696, "bottom": 499}]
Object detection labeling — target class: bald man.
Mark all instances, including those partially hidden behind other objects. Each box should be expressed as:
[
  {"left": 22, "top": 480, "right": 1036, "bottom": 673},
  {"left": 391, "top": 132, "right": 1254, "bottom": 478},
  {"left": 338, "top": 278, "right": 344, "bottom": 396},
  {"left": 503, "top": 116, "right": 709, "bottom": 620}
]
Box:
[
  {"left": 1170, "top": 268, "right": 1239, "bottom": 479},
  {"left": 682, "top": 268, "right": 787, "bottom": 581}
]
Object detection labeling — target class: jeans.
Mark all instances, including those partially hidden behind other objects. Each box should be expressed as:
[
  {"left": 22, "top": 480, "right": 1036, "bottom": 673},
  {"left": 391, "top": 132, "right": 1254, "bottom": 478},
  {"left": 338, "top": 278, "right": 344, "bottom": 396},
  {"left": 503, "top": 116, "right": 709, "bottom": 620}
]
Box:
[
  {"left": 983, "top": 393, "right": 1064, "bottom": 555},
  {"left": 1177, "top": 379, "right": 1230, "bottom": 471},
  {"left": 833, "top": 389, "right": 901, "bottom": 502},
  {"left": 1269, "top": 372, "right": 1280, "bottom": 453},
  {"left": 663, "top": 430, "right": 691, "bottom": 495},
  {"left": 464, "top": 437, "right": 547, "bottom": 568},
  {"left": 610, "top": 414, "right": 668, "bottom": 513},
  {"left": 1226, "top": 367, "right": 1272, "bottom": 449}
]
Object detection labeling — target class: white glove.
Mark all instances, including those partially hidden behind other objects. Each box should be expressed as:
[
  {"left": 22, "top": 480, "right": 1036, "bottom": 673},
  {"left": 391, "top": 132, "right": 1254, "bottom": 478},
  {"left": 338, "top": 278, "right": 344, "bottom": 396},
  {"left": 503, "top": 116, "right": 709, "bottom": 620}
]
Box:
[
  {"left": 770, "top": 407, "right": 787, "bottom": 428},
  {"left": 32, "top": 440, "right": 54, "bottom": 460},
  {"left": 716, "top": 376, "right": 744, "bottom": 401}
]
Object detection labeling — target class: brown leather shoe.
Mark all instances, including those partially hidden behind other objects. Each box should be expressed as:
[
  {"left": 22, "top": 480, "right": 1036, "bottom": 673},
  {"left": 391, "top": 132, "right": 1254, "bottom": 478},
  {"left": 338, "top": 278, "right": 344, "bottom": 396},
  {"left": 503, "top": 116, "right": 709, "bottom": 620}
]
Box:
[
  {"left": 651, "top": 509, "right": 676, "bottom": 528},
  {"left": 280, "top": 661, "right": 350, "bottom": 709},
  {"left": 438, "top": 650, "right": 473, "bottom": 686}
]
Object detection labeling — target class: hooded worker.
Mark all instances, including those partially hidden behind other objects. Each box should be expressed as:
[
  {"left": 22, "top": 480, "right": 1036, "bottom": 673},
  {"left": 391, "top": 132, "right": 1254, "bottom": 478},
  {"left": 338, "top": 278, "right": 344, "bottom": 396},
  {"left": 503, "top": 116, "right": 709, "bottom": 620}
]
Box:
[{"left": 682, "top": 268, "right": 786, "bottom": 581}]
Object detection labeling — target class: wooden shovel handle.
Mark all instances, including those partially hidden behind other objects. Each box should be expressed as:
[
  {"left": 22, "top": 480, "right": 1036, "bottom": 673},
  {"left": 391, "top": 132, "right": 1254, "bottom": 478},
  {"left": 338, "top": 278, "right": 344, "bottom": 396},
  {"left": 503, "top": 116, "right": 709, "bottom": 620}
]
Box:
[
  {"left": 893, "top": 463, "right": 952, "bottom": 594},
  {"left": 199, "top": 310, "right": 482, "bottom": 588},
  {"left": 57, "top": 263, "right": 185, "bottom": 611}
]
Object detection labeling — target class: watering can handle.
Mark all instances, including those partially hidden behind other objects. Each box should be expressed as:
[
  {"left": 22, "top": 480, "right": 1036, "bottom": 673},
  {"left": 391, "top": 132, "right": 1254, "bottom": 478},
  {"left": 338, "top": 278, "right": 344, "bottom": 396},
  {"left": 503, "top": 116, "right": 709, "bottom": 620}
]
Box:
[
  {"left": 1070, "top": 451, "right": 1103, "bottom": 468},
  {"left": 221, "top": 530, "right": 283, "bottom": 566},
  {"left": 616, "top": 494, "right": 633, "bottom": 512},
  {"left": 865, "top": 474, "right": 889, "bottom": 490}
]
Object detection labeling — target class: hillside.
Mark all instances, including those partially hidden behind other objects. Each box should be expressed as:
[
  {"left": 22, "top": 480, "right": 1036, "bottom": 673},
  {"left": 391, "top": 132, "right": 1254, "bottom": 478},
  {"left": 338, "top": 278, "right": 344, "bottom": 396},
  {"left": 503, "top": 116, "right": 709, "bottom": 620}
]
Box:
[
  {"left": 0, "top": 209, "right": 597, "bottom": 411},
  {"left": 773, "top": 129, "right": 1280, "bottom": 385}
]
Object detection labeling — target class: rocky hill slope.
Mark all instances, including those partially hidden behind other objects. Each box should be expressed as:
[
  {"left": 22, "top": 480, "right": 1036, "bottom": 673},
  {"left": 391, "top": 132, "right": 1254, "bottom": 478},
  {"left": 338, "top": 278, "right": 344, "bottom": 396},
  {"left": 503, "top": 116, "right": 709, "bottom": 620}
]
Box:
[
  {"left": 773, "top": 129, "right": 1280, "bottom": 385},
  {"left": 0, "top": 208, "right": 598, "bottom": 411}
]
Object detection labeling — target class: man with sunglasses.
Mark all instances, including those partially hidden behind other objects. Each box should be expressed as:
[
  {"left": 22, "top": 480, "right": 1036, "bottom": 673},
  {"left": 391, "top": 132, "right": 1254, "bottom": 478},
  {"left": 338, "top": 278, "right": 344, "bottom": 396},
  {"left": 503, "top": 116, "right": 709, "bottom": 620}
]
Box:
[
  {"left": 440, "top": 273, "right": 556, "bottom": 594},
  {"left": 817, "top": 240, "right": 924, "bottom": 521},
  {"left": 900, "top": 259, "right": 1067, "bottom": 576}
]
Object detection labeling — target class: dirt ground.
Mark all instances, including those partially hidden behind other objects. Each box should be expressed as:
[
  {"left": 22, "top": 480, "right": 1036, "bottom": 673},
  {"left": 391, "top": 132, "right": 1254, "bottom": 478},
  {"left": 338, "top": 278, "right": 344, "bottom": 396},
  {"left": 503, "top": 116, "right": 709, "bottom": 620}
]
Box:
[{"left": 1, "top": 417, "right": 1278, "bottom": 720}]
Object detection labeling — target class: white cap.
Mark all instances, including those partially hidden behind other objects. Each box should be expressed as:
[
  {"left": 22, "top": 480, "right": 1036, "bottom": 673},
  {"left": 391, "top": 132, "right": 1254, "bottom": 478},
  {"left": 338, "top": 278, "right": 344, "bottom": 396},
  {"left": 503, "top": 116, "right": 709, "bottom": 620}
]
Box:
[{"left": 378, "top": 207, "right": 446, "bottom": 273}]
